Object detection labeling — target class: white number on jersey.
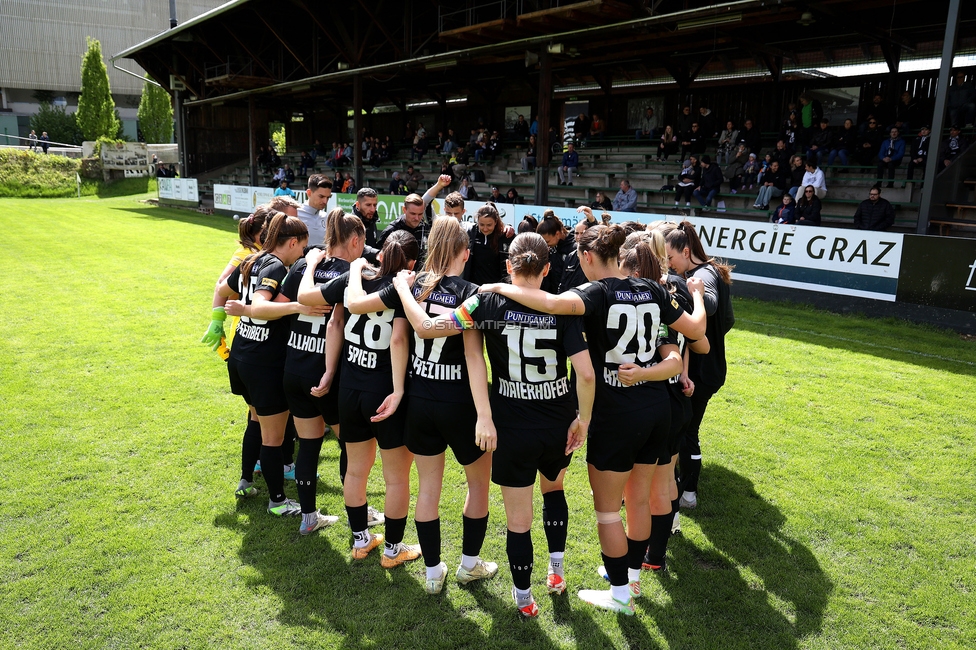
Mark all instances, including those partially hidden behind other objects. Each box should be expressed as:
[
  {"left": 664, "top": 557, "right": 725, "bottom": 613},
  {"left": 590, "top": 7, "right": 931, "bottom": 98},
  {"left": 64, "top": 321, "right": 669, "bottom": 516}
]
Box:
[
  {"left": 345, "top": 310, "right": 394, "bottom": 349},
  {"left": 238, "top": 274, "right": 268, "bottom": 326},
  {"left": 606, "top": 303, "right": 661, "bottom": 365},
  {"left": 414, "top": 302, "right": 452, "bottom": 363},
  {"left": 502, "top": 326, "right": 558, "bottom": 383}
]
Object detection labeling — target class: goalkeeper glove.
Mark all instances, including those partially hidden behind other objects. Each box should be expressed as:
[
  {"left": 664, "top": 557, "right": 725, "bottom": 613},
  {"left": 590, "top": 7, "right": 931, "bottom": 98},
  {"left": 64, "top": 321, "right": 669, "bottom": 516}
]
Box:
[{"left": 201, "top": 307, "right": 227, "bottom": 350}]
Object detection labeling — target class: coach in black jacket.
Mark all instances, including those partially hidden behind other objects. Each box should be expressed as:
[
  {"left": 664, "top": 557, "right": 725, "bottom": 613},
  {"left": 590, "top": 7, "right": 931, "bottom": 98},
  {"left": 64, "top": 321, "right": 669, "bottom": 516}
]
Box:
[{"left": 853, "top": 188, "right": 895, "bottom": 231}]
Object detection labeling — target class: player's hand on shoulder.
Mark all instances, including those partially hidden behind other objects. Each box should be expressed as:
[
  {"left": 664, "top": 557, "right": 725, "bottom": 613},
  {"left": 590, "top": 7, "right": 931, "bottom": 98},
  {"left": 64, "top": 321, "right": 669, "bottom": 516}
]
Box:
[
  {"left": 350, "top": 257, "right": 369, "bottom": 273},
  {"left": 305, "top": 248, "right": 327, "bottom": 266},
  {"left": 686, "top": 276, "right": 704, "bottom": 294},
  {"left": 478, "top": 283, "right": 501, "bottom": 294},
  {"left": 393, "top": 270, "right": 416, "bottom": 292}
]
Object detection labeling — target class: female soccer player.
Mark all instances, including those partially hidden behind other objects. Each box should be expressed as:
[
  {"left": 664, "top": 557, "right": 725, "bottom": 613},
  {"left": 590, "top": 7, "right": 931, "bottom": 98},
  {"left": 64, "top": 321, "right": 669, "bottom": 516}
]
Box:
[
  {"left": 344, "top": 217, "right": 497, "bottom": 594},
  {"left": 535, "top": 210, "right": 576, "bottom": 293},
  {"left": 664, "top": 221, "right": 734, "bottom": 512},
  {"left": 281, "top": 208, "right": 365, "bottom": 535},
  {"left": 298, "top": 231, "right": 421, "bottom": 566},
  {"left": 465, "top": 203, "right": 514, "bottom": 285},
  {"left": 217, "top": 213, "right": 323, "bottom": 516},
  {"left": 392, "top": 232, "right": 596, "bottom": 617},
  {"left": 480, "top": 225, "right": 706, "bottom": 615}
]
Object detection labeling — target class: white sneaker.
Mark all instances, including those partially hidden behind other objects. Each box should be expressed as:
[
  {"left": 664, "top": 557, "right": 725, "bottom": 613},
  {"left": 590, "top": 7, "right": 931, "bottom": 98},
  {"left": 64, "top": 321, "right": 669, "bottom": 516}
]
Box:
[
  {"left": 671, "top": 511, "right": 682, "bottom": 535},
  {"left": 367, "top": 506, "right": 385, "bottom": 527},
  {"left": 679, "top": 491, "right": 697, "bottom": 509},
  {"left": 578, "top": 588, "right": 635, "bottom": 615},
  {"left": 456, "top": 559, "right": 498, "bottom": 584},
  {"left": 425, "top": 561, "right": 448, "bottom": 595},
  {"left": 300, "top": 511, "right": 339, "bottom": 535}
]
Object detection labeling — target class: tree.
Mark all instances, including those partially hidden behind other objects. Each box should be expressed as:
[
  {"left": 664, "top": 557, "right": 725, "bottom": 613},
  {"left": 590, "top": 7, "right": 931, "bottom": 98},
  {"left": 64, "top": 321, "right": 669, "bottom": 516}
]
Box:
[
  {"left": 76, "top": 37, "right": 120, "bottom": 141},
  {"left": 137, "top": 77, "right": 173, "bottom": 143},
  {"left": 29, "top": 103, "right": 82, "bottom": 146}
]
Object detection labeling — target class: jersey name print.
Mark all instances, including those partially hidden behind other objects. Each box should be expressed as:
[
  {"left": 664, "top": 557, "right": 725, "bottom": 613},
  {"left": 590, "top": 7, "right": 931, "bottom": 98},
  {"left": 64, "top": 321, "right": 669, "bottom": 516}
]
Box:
[
  {"left": 227, "top": 255, "right": 289, "bottom": 367},
  {"left": 281, "top": 257, "right": 351, "bottom": 378}
]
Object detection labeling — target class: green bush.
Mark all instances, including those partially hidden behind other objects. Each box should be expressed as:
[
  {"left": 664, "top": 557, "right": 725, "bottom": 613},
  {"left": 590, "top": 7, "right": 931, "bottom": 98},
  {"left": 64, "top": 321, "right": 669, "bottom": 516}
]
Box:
[
  {"left": 29, "top": 103, "right": 83, "bottom": 146},
  {"left": 0, "top": 149, "right": 81, "bottom": 197}
]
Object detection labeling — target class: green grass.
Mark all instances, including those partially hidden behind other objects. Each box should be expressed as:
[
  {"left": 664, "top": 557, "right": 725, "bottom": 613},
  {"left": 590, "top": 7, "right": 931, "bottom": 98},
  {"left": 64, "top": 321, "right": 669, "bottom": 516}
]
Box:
[{"left": 1, "top": 193, "right": 974, "bottom": 649}]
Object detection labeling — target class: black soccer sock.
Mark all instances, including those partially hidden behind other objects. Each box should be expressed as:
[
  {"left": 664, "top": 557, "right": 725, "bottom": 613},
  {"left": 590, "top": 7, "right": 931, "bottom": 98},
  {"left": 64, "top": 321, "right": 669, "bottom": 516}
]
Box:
[
  {"left": 627, "top": 536, "right": 650, "bottom": 572},
  {"left": 385, "top": 516, "right": 407, "bottom": 547},
  {"left": 240, "top": 417, "right": 262, "bottom": 483},
  {"left": 602, "top": 552, "right": 629, "bottom": 587},
  {"left": 416, "top": 518, "right": 441, "bottom": 568},
  {"left": 679, "top": 453, "right": 702, "bottom": 494},
  {"left": 346, "top": 503, "right": 368, "bottom": 536},
  {"left": 461, "top": 514, "right": 489, "bottom": 558},
  {"left": 338, "top": 438, "right": 348, "bottom": 485},
  {"left": 282, "top": 417, "right": 297, "bottom": 466},
  {"left": 507, "top": 530, "right": 534, "bottom": 591},
  {"left": 260, "top": 444, "right": 286, "bottom": 503},
  {"left": 671, "top": 497, "right": 680, "bottom": 515},
  {"left": 542, "top": 490, "right": 569, "bottom": 554},
  {"left": 295, "top": 436, "right": 324, "bottom": 514},
  {"left": 646, "top": 514, "right": 672, "bottom": 567}
]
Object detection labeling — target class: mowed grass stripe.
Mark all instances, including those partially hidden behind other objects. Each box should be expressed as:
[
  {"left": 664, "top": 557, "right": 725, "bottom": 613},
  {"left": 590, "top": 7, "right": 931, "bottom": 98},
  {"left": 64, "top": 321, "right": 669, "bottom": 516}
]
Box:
[{"left": 0, "top": 193, "right": 974, "bottom": 649}]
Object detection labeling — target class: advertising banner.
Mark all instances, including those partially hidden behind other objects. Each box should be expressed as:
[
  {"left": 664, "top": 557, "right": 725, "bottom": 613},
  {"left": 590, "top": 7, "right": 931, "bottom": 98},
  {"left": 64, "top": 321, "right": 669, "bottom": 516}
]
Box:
[
  {"left": 158, "top": 178, "right": 199, "bottom": 203},
  {"left": 101, "top": 142, "right": 149, "bottom": 170},
  {"left": 896, "top": 235, "right": 976, "bottom": 312}
]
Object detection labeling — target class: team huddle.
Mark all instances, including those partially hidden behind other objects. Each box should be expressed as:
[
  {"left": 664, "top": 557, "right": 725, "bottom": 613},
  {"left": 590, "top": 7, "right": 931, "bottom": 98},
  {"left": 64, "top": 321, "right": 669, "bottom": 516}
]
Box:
[{"left": 201, "top": 184, "right": 733, "bottom": 617}]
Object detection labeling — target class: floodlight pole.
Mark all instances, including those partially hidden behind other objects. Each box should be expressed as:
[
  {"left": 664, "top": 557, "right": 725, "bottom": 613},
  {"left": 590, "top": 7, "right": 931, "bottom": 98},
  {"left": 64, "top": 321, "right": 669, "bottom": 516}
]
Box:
[
  {"left": 917, "top": 0, "right": 961, "bottom": 234},
  {"left": 534, "top": 50, "right": 552, "bottom": 206}
]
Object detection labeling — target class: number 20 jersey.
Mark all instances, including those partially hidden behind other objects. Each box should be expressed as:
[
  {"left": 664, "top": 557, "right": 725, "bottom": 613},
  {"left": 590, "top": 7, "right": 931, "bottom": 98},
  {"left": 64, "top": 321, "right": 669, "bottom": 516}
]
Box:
[
  {"left": 571, "top": 277, "right": 685, "bottom": 412},
  {"left": 469, "top": 292, "right": 587, "bottom": 429}
]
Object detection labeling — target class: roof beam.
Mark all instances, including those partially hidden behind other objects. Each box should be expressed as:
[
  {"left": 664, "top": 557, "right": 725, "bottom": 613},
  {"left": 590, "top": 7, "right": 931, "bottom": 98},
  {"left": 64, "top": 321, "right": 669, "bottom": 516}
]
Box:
[
  {"left": 222, "top": 25, "right": 276, "bottom": 80},
  {"left": 255, "top": 13, "right": 311, "bottom": 74},
  {"left": 295, "top": 0, "right": 356, "bottom": 63},
  {"left": 807, "top": 2, "right": 915, "bottom": 53},
  {"left": 355, "top": 0, "right": 403, "bottom": 58}
]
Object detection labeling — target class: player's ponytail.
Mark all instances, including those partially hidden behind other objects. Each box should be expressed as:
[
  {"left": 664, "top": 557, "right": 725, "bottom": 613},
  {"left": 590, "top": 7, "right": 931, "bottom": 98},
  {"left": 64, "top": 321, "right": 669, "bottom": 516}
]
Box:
[
  {"left": 324, "top": 207, "right": 365, "bottom": 257},
  {"left": 416, "top": 217, "right": 468, "bottom": 302},
  {"left": 238, "top": 205, "right": 272, "bottom": 252},
  {"left": 621, "top": 242, "right": 664, "bottom": 285},
  {"left": 666, "top": 220, "right": 733, "bottom": 284},
  {"left": 577, "top": 224, "right": 627, "bottom": 265},
  {"left": 241, "top": 212, "right": 308, "bottom": 285},
  {"left": 536, "top": 210, "right": 567, "bottom": 239},
  {"left": 508, "top": 233, "right": 550, "bottom": 278},
  {"left": 363, "top": 230, "right": 419, "bottom": 280}
]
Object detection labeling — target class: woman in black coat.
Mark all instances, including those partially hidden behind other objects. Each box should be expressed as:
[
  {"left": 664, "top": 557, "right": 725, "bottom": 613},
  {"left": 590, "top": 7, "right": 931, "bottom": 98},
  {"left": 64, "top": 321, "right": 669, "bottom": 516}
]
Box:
[{"left": 794, "top": 185, "right": 822, "bottom": 226}]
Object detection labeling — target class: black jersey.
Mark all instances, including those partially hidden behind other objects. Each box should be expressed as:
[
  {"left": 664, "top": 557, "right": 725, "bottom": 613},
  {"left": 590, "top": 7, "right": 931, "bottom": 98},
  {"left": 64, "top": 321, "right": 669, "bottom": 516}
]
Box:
[
  {"left": 542, "top": 232, "right": 576, "bottom": 294},
  {"left": 319, "top": 272, "right": 405, "bottom": 394},
  {"left": 467, "top": 229, "right": 513, "bottom": 285},
  {"left": 378, "top": 274, "right": 479, "bottom": 404},
  {"left": 281, "top": 256, "right": 350, "bottom": 378},
  {"left": 662, "top": 274, "right": 694, "bottom": 399},
  {"left": 227, "top": 254, "right": 290, "bottom": 367},
  {"left": 460, "top": 292, "right": 587, "bottom": 428},
  {"left": 557, "top": 249, "right": 589, "bottom": 293},
  {"left": 571, "top": 276, "right": 685, "bottom": 412},
  {"left": 687, "top": 263, "right": 733, "bottom": 391}
]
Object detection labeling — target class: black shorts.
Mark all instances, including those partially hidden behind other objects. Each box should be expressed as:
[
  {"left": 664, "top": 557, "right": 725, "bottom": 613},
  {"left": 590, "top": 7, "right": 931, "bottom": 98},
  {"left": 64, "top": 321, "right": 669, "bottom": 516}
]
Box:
[
  {"left": 587, "top": 398, "right": 670, "bottom": 473},
  {"left": 283, "top": 371, "right": 341, "bottom": 424},
  {"left": 406, "top": 396, "right": 484, "bottom": 466},
  {"left": 657, "top": 389, "right": 692, "bottom": 466},
  {"left": 492, "top": 424, "right": 574, "bottom": 488},
  {"left": 228, "top": 357, "right": 288, "bottom": 416},
  {"left": 338, "top": 386, "right": 407, "bottom": 449}
]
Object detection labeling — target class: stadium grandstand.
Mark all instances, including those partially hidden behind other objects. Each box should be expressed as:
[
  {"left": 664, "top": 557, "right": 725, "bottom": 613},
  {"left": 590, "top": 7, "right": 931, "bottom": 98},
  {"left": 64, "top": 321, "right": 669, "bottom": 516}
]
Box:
[{"left": 112, "top": 0, "right": 976, "bottom": 234}]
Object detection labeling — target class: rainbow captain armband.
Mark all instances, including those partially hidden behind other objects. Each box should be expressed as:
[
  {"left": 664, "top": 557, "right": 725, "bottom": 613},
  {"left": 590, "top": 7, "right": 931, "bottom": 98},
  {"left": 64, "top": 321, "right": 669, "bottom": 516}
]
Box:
[{"left": 450, "top": 295, "right": 480, "bottom": 330}]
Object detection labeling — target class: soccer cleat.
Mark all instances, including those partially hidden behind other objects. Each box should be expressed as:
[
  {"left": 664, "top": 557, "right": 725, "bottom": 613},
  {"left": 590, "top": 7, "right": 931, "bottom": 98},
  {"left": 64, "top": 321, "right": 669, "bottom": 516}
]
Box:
[
  {"left": 679, "top": 491, "right": 697, "bottom": 509},
  {"left": 235, "top": 480, "right": 259, "bottom": 499},
  {"left": 425, "top": 562, "right": 448, "bottom": 595},
  {"left": 351, "top": 533, "right": 384, "bottom": 560},
  {"left": 628, "top": 580, "right": 642, "bottom": 599},
  {"left": 299, "top": 511, "right": 339, "bottom": 536},
  {"left": 512, "top": 587, "right": 539, "bottom": 618},
  {"left": 578, "top": 589, "right": 635, "bottom": 616},
  {"left": 283, "top": 464, "right": 296, "bottom": 481},
  {"left": 642, "top": 560, "right": 667, "bottom": 573},
  {"left": 253, "top": 460, "right": 262, "bottom": 477},
  {"left": 671, "top": 512, "right": 682, "bottom": 536},
  {"left": 367, "top": 506, "right": 385, "bottom": 528},
  {"left": 546, "top": 572, "right": 567, "bottom": 595},
  {"left": 267, "top": 498, "right": 301, "bottom": 517},
  {"left": 456, "top": 559, "right": 498, "bottom": 585},
  {"left": 380, "top": 543, "right": 422, "bottom": 568}
]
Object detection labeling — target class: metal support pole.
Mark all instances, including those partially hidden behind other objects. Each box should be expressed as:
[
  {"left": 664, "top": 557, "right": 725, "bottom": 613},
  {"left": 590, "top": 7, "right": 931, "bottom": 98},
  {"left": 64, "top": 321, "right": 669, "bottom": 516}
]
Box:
[
  {"left": 174, "top": 89, "right": 185, "bottom": 175},
  {"left": 917, "top": 0, "right": 962, "bottom": 234},
  {"left": 534, "top": 51, "right": 552, "bottom": 207},
  {"left": 248, "top": 96, "right": 257, "bottom": 186},
  {"left": 353, "top": 75, "right": 364, "bottom": 190}
]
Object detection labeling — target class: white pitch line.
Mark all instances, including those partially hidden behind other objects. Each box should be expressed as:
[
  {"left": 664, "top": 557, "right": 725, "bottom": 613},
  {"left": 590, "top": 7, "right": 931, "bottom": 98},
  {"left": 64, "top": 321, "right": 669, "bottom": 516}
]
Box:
[{"left": 737, "top": 319, "right": 976, "bottom": 367}]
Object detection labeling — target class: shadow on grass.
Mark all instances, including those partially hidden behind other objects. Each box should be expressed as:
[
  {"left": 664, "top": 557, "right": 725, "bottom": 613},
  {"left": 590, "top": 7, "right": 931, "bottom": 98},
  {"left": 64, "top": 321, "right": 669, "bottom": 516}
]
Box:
[
  {"left": 645, "top": 465, "right": 832, "bottom": 649},
  {"left": 117, "top": 206, "right": 238, "bottom": 234}
]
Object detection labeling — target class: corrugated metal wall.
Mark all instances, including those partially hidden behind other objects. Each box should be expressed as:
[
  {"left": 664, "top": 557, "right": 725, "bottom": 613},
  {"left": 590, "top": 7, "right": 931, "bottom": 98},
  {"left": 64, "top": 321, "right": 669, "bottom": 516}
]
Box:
[{"left": 0, "top": 0, "right": 225, "bottom": 95}]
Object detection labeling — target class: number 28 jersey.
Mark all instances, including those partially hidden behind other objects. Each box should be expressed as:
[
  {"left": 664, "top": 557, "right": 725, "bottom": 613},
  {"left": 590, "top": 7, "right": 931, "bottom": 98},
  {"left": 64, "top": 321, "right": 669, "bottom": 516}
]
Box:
[
  {"left": 571, "top": 277, "right": 685, "bottom": 412},
  {"left": 319, "top": 272, "right": 405, "bottom": 395}
]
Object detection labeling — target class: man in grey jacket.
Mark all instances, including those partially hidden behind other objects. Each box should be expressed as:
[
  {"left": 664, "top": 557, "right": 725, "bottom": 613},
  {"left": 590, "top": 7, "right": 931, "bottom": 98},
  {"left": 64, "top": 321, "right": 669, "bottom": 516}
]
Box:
[{"left": 297, "top": 175, "right": 332, "bottom": 247}]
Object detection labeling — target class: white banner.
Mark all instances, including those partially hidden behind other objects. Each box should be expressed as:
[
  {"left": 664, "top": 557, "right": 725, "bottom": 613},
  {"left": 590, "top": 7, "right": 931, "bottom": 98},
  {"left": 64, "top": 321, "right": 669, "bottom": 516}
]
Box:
[
  {"left": 214, "top": 183, "right": 310, "bottom": 215},
  {"left": 158, "top": 178, "right": 199, "bottom": 203},
  {"left": 101, "top": 142, "right": 149, "bottom": 170}
]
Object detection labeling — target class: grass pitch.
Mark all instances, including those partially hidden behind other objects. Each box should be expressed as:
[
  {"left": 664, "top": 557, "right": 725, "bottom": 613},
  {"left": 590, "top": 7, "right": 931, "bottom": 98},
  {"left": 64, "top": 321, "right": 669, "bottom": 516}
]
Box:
[{"left": 1, "top": 192, "right": 974, "bottom": 649}]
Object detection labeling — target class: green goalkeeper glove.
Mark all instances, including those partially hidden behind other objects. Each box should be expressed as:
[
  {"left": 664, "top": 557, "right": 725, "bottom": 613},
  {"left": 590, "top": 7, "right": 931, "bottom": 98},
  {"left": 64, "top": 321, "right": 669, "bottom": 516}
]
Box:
[{"left": 201, "top": 307, "right": 227, "bottom": 350}]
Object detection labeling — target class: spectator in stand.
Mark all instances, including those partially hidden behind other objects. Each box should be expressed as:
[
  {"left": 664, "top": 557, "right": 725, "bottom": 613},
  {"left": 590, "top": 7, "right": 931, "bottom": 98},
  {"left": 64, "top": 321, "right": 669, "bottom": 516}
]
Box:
[
  {"left": 389, "top": 171, "right": 407, "bottom": 195},
  {"left": 795, "top": 186, "right": 822, "bottom": 226},
  {"left": 591, "top": 191, "right": 613, "bottom": 211},
  {"left": 948, "top": 72, "right": 976, "bottom": 128},
  {"left": 636, "top": 107, "right": 658, "bottom": 140},
  {"left": 674, "top": 158, "right": 697, "bottom": 208},
  {"left": 257, "top": 146, "right": 270, "bottom": 172},
  {"left": 698, "top": 106, "right": 718, "bottom": 138},
  {"left": 404, "top": 165, "right": 424, "bottom": 193},
  {"left": 862, "top": 95, "right": 892, "bottom": 132},
  {"left": 771, "top": 139, "right": 793, "bottom": 169},
  {"left": 283, "top": 164, "right": 295, "bottom": 185},
  {"left": 894, "top": 92, "right": 921, "bottom": 132},
  {"left": 341, "top": 172, "right": 356, "bottom": 194},
  {"left": 573, "top": 113, "right": 589, "bottom": 146},
  {"left": 274, "top": 179, "right": 292, "bottom": 197},
  {"left": 557, "top": 142, "right": 579, "bottom": 185},
  {"left": 681, "top": 122, "right": 706, "bottom": 159},
  {"left": 530, "top": 115, "right": 539, "bottom": 137},
  {"left": 781, "top": 114, "right": 800, "bottom": 154},
  {"left": 458, "top": 176, "right": 477, "bottom": 200},
  {"left": 507, "top": 188, "right": 520, "bottom": 204},
  {"left": 513, "top": 114, "right": 530, "bottom": 141},
  {"left": 332, "top": 170, "right": 343, "bottom": 189},
  {"left": 756, "top": 153, "right": 773, "bottom": 185},
  {"left": 40, "top": 132, "right": 50, "bottom": 154},
  {"left": 772, "top": 193, "right": 796, "bottom": 224},
  {"left": 724, "top": 145, "right": 750, "bottom": 193},
  {"left": 342, "top": 143, "right": 353, "bottom": 164},
  {"left": 693, "top": 155, "right": 723, "bottom": 209},
  {"left": 797, "top": 93, "right": 823, "bottom": 151},
  {"left": 269, "top": 147, "right": 281, "bottom": 169},
  {"left": 28, "top": 129, "right": 37, "bottom": 152},
  {"left": 521, "top": 135, "right": 537, "bottom": 171},
  {"left": 754, "top": 160, "right": 787, "bottom": 210},
  {"left": 876, "top": 127, "right": 906, "bottom": 188},
  {"left": 588, "top": 113, "right": 606, "bottom": 142},
  {"left": 738, "top": 119, "right": 761, "bottom": 155},
  {"left": 416, "top": 122, "right": 427, "bottom": 140},
  {"left": 441, "top": 129, "right": 457, "bottom": 156},
  {"left": 452, "top": 146, "right": 469, "bottom": 178},
  {"left": 488, "top": 186, "right": 503, "bottom": 204},
  {"left": 272, "top": 166, "right": 286, "bottom": 188},
  {"left": 786, "top": 155, "right": 806, "bottom": 199},
  {"left": 828, "top": 119, "right": 857, "bottom": 169},
  {"left": 939, "top": 125, "right": 969, "bottom": 168},
  {"left": 411, "top": 134, "right": 428, "bottom": 162},
  {"left": 310, "top": 139, "right": 324, "bottom": 161},
  {"left": 855, "top": 118, "right": 885, "bottom": 168},
  {"left": 676, "top": 105, "right": 695, "bottom": 140},
  {"left": 612, "top": 180, "right": 638, "bottom": 212},
  {"left": 853, "top": 187, "right": 895, "bottom": 231},
  {"left": 486, "top": 131, "right": 502, "bottom": 162},
  {"left": 905, "top": 125, "right": 931, "bottom": 185},
  {"left": 716, "top": 121, "right": 739, "bottom": 165},
  {"left": 299, "top": 151, "right": 314, "bottom": 177},
  {"left": 801, "top": 159, "right": 827, "bottom": 199},
  {"left": 656, "top": 125, "right": 678, "bottom": 161},
  {"left": 807, "top": 119, "right": 833, "bottom": 166},
  {"left": 741, "top": 153, "right": 759, "bottom": 190}
]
